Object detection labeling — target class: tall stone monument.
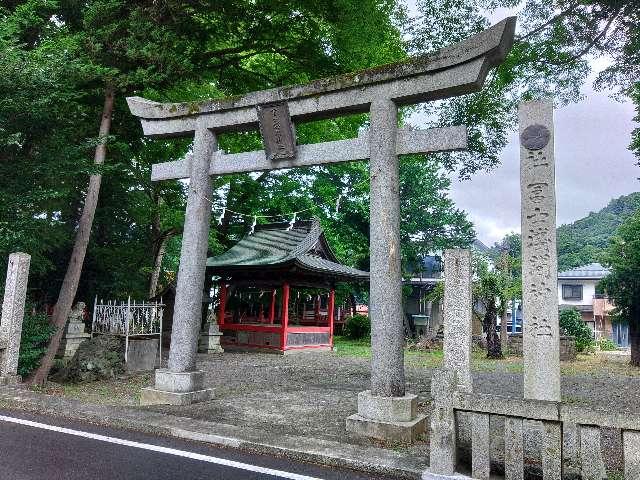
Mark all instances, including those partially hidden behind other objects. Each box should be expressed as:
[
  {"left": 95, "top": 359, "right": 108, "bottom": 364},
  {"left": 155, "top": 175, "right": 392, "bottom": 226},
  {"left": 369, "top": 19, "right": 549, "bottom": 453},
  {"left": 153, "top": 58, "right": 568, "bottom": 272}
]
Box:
[
  {"left": 442, "top": 248, "right": 473, "bottom": 393},
  {"left": 127, "top": 17, "right": 516, "bottom": 434},
  {"left": 428, "top": 249, "right": 473, "bottom": 475},
  {"left": 0, "top": 252, "right": 31, "bottom": 385},
  {"left": 519, "top": 100, "right": 561, "bottom": 402}
]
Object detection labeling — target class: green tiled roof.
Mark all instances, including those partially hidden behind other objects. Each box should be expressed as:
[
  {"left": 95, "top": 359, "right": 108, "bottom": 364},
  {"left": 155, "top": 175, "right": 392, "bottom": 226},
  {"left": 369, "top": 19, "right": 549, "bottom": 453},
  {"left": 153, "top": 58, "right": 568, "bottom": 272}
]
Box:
[{"left": 206, "top": 220, "right": 369, "bottom": 281}]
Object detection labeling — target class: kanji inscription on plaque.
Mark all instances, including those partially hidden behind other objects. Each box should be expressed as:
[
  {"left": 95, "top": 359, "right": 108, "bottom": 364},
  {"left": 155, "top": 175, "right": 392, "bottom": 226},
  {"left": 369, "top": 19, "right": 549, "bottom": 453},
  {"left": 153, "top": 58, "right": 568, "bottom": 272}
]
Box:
[{"left": 256, "top": 101, "right": 296, "bottom": 161}]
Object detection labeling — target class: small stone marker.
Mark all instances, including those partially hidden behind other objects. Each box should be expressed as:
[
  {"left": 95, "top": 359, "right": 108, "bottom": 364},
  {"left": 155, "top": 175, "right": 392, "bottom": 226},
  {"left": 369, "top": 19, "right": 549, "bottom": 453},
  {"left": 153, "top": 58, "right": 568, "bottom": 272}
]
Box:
[
  {"left": 0, "top": 252, "right": 30, "bottom": 384},
  {"left": 428, "top": 369, "right": 458, "bottom": 475},
  {"left": 443, "top": 249, "right": 473, "bottom": 393},
  {"left": 57, "top": 302, "right": 90, "bottom": 359},
  {"left": 199, "top": 316, "right": 224, "bottom": 354},
  {"left": 519, "top": 100, "right": 560, "bottom": 402}
]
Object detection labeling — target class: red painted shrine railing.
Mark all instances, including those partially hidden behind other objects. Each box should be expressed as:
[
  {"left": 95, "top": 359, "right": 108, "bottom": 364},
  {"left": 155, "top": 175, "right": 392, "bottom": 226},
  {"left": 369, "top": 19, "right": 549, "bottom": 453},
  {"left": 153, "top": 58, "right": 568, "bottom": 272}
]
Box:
[{"left": 217, "top": 283, "right": 335, "bottom": 351}]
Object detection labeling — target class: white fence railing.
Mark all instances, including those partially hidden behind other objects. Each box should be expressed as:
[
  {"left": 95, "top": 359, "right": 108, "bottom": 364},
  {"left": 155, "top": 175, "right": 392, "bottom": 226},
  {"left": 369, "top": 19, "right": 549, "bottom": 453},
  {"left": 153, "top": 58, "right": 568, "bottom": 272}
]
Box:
[{"left": 91, "top": 297, "right": 163, "bottom": 363}]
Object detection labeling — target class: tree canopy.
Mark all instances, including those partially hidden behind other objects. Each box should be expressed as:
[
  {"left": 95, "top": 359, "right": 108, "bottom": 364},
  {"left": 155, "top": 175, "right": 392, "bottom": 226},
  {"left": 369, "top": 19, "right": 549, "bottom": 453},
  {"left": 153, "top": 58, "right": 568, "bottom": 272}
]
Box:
[
  {"left": 601, "top": 210, "right": 640, "bottom": 365},
  {"left": 1, "top": 0, "right": 635, "bottom": 311}
]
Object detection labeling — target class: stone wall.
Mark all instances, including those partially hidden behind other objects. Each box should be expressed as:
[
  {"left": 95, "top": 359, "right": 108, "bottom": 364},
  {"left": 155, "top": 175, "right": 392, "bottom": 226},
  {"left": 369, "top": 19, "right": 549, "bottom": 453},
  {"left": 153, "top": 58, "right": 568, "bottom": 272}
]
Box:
[{"left": 509, "top": 334, "right": 576, "bottom": 361}]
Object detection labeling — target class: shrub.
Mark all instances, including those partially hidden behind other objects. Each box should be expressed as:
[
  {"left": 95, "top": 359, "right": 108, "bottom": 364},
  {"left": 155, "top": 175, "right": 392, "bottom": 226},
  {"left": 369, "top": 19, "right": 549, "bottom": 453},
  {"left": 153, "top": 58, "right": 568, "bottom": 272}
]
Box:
[
  {"left": 598, "top": 338, "right": 618, "bottom": 351},
  {"left": 18, "top": 309, "right": 56, "bottom": 378},
  {"left": 559, "top": 308, "right": 594, "bottom": 353},
  {"left": 343, "top": 314, "right": 370, "bottom": 340}
]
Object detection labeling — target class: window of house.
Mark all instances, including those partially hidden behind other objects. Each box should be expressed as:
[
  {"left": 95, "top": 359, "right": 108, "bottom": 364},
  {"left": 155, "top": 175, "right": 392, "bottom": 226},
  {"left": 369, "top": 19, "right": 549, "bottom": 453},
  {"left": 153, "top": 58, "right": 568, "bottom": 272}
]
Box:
[{"left": 562, "top": 284, "right": 583, "bottom": 300}]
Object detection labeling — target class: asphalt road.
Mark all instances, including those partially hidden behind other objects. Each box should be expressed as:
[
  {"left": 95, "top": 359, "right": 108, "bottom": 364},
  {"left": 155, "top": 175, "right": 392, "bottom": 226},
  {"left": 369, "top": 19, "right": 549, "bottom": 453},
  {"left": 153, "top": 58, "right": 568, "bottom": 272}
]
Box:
[{"left": 0, "top": 409, "right": 395, "bottom": 480}]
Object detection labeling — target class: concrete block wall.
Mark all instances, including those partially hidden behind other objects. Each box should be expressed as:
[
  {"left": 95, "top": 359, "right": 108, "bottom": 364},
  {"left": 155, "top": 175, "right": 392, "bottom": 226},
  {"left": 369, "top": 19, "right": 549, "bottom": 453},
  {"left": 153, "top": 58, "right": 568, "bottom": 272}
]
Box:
[{"left": 509, "top": 334, "right": 576, "bottom": 361}]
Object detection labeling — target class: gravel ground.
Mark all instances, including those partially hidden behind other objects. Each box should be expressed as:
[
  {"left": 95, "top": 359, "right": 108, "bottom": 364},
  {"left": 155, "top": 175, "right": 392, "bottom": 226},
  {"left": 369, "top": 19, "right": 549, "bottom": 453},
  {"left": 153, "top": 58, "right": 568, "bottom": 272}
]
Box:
[{"left": 47, "top": 349, "right": 640, "bottom": 477}]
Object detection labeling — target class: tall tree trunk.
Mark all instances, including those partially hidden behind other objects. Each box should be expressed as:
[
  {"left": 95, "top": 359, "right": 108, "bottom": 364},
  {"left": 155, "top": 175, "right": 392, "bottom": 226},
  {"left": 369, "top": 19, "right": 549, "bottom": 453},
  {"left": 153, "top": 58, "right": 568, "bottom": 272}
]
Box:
[
  {"left": 148, "top": 230, "right": 175, "bottom": 298},
  {"left": 630, "top": 305, "right": 640, "bottom": 367},
  {"left": 500, "top": 300, "right": 509, "bottom": 354},
  {"left": 28, "top": 85, "right": 115, "bottom": 385},
  {"left": 483, "top": 299, "right": 502, "bottom": 359}
]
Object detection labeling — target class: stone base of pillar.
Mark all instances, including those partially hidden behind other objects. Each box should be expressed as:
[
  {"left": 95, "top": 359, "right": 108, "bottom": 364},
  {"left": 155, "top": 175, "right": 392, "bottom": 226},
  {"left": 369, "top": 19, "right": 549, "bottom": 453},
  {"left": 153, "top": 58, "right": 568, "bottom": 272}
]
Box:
[
  {"left": 345, "top": 390, "right": 427, "bottom": 443},
  {"left": 139, "top": 369, "right": 212, "bottom": 406},
  {"left": 0, "top": 374, "right": 21, "bottom": 385},
  {"left": 198, "top": 323, "right": 224, "bottom": 354}
]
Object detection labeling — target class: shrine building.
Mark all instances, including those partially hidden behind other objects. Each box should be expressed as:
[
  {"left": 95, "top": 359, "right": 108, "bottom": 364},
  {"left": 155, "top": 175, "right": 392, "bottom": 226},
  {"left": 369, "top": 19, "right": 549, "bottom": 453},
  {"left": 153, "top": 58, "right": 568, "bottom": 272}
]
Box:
[{"left": 206, "top": 219, "right": 368, "bottom": 353}]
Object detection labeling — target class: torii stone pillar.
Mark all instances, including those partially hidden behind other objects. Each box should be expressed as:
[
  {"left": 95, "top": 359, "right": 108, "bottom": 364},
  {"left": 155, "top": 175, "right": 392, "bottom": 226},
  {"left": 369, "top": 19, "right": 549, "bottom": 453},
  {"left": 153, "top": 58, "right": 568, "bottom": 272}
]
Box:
[
  {"left": 140, "top": 128, "right": 217, "bottom": 405},
  {"left": 0, "top": 252, "right": 30, "bottom": 385},
  {"left": 519, "top": 100, "right": 561, "bottom": 402},
  {"left": 127, "top": 18, "right": 517, "bottom": 432},
  {"left": 369, "top": 98, "right": 404, "bottom": 397}
]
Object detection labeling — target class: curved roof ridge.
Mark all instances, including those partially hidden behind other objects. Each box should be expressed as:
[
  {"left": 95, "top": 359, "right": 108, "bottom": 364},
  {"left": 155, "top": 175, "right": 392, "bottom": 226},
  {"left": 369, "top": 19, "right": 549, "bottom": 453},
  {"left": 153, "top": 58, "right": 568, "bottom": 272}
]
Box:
[{"left": 282, "top": 218, "right": 322, "bottom": 261}]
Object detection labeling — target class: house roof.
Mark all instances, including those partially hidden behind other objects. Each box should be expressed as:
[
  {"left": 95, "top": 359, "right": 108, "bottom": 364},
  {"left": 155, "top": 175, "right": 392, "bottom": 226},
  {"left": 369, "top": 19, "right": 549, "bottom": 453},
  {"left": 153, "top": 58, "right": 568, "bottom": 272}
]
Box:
[
  {"left": 558, "top": 263, "right": 610, "bottom": 280},
  {"left": 206, "top": 219, "right": 369, "bottom": 282},
  {"left": 472, "top": 239, "right": 491, "bottom": 253}
]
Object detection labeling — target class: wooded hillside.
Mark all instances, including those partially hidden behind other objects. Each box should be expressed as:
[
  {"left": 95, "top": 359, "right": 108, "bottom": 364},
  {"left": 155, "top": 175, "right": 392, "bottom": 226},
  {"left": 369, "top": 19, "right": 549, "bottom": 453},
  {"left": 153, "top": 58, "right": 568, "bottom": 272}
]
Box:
[{"left": 557, "top": 192, "right": 640, "bottom": 270}]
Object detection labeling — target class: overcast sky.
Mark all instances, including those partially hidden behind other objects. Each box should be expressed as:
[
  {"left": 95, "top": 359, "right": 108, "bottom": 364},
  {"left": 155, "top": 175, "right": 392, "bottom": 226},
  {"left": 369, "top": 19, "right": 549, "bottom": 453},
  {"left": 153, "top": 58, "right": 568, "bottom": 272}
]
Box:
[{"left": 403, "top": 1, "right": 640, "bottom": 246}]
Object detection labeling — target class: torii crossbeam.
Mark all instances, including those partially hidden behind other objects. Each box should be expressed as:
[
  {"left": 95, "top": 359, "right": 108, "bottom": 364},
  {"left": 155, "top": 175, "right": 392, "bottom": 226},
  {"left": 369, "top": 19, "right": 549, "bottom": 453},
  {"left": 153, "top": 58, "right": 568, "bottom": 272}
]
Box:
[{"left": 128, "top": 17, "right": 516, "bottom": 440}]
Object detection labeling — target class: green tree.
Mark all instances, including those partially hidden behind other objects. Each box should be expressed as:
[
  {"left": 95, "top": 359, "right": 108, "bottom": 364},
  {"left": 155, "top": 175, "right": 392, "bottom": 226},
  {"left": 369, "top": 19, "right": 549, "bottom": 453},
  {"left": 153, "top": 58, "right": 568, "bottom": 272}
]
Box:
[
  {"left": 490, "top": 233, "right": 522, "bottom": 351},
  {"left": 473, "top": 255, "right": 503, "bottom": 359},
  {"left": 0, "top": 0, "right": 410, "bottom": 384},
  {"left": 409, "top": 0, "right": 638, "bottom": 181},
  {"left": 601, "top": 210, "right": 640, "bottom": 366},
  {"left": 632, "top": 84, "right": 640, "bottom": 167},
  {"left": 559, "top": 308, "right": 594, "bottom": 353}
]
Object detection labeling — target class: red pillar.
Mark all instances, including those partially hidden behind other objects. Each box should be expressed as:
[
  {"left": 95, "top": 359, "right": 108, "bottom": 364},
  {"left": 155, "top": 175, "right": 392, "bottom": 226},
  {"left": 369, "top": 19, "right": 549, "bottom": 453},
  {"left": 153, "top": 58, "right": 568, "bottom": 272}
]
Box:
[
  {"left": 328, "top": 288, "right": 335, "bottom": 348},
  {"left": 217, "top": 283, "right": 227, "bottom": 326},
  {"left": 269, "top": 289, "right": 276, "bottom": 324},
  {"left": 280, "top": 283, "right": 290, "bottom": 351}
]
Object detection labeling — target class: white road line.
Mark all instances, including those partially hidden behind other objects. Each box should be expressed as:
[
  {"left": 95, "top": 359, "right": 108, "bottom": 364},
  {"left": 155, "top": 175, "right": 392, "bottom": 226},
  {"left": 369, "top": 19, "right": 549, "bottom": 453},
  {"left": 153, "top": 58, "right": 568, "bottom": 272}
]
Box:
[{"left": 0, "top": 414, "right": 324, "bottom": 480}]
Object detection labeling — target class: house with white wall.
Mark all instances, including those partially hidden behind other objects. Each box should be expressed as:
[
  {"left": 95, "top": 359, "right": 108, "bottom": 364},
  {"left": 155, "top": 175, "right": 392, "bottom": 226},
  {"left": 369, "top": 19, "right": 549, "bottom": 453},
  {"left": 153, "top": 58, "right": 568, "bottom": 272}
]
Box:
[{"left": 557, "top": 263, "right": 620, "bottom": 342}]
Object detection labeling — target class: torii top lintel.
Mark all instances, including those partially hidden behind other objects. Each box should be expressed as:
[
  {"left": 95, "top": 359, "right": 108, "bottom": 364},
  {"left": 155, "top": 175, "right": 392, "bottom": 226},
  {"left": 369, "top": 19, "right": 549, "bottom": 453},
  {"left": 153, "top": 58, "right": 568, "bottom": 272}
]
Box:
[{"left": 127, "top": 17, "right": 516, "bottom": 139}]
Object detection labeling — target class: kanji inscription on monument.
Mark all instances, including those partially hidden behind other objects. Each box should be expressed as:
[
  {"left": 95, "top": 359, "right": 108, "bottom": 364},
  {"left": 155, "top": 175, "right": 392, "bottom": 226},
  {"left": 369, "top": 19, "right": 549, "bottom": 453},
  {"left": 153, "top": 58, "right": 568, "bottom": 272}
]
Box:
[
  {"left": 256, "top": 101, "right": 296, "bottom": 161},
  {"left": 519, "top": 100, "right": 560, "bottom": 402}
]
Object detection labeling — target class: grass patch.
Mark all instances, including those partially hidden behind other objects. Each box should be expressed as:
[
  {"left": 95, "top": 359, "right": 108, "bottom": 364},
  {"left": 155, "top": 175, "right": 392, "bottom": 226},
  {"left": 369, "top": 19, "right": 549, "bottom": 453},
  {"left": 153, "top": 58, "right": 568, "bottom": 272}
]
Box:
[
  {"left": 560, "top": 353, "right": 640, "bottom": 377},
  {"left": 334, "top": 337, "right": 640, "bottom": 378},
  {"left": 333, "top": 336, "right": 372, "bottom": 357},
  {"left": 36, "top": 373, "right": 153, "bottom": 406}
]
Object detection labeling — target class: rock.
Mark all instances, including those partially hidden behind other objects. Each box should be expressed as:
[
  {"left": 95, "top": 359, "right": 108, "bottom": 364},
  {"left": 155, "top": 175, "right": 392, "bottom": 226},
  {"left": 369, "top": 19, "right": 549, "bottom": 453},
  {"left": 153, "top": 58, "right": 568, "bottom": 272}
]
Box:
[{"left": 53, "top": 335, "right": 125, "bottom": 383}]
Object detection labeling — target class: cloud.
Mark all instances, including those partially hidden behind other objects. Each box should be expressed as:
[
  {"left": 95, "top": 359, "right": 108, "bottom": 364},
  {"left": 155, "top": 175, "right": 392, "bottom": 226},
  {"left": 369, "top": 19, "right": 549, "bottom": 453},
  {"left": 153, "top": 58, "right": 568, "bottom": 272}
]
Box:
[
  {"left": 445, "top": 86, "right": 639, "bottom": 245},
  {"left": 403, "top": 0, "right": 639, "bottom": 245}
]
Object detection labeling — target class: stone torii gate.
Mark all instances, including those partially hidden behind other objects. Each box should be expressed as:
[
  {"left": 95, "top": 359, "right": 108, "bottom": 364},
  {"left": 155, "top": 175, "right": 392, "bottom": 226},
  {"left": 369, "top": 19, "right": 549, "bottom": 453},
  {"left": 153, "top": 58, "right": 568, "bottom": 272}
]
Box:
[{"left": 128, "top": 17, "right": 516, "bottom": 439}]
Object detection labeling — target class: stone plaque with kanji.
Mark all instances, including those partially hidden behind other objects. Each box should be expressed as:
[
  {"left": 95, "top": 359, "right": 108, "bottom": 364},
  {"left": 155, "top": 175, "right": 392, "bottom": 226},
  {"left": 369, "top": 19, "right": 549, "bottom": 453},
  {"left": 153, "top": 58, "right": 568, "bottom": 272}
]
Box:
[{"left": 256, "top": 101, "right": 296, "bottom": 161}]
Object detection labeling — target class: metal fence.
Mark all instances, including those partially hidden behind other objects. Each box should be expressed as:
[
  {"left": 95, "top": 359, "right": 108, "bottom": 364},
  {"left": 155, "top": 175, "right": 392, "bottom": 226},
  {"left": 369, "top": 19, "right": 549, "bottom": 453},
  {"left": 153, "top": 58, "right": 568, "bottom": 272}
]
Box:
[{"left": 91, "top": 297, "right": 163, "bottom": 363}]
